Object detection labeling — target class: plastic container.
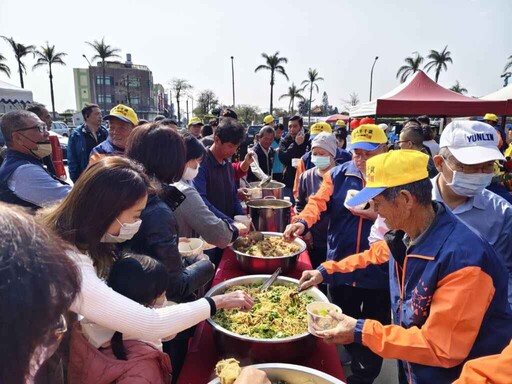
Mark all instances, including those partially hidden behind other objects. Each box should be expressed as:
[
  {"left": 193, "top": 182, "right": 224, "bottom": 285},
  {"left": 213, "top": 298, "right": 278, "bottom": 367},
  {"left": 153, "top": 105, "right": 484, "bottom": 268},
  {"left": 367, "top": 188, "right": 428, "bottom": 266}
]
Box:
[{"left": 306, "top": 302, "right": 342, "bottom": 337}]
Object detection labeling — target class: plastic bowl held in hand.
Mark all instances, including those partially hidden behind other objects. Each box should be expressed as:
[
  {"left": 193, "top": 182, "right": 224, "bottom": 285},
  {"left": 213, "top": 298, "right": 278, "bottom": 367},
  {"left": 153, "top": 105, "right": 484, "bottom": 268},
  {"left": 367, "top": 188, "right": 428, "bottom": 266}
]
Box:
[
  {"left": 306, "top": 302, "right": 342, "bottom": 337},
  {"left": 178, "top": 238, "right": 204, "bottom": 257}
]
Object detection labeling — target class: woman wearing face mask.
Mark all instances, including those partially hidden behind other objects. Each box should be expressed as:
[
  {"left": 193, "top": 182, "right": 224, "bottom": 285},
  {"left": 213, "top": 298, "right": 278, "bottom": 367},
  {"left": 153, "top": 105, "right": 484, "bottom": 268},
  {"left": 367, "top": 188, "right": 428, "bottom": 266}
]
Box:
[
  {"left": 172, "top": 134, "right": 238, "bottom": 248},
  {"left": 296, "top": 132, "right": 338, "bottom": 271},
  {"left": 0, "top": 203, "right": 80, "bottom": 384},
  {"left": 39, "top": 157, "right": 254, "bottom": 380}
]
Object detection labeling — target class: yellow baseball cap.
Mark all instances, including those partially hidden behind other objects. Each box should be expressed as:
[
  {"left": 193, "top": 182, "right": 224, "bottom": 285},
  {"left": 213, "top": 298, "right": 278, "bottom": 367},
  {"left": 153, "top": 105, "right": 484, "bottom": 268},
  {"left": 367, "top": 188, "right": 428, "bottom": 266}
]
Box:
[
  {"left": 103, "top": 104, "right": 138, "bottom": 126},
  {"left": 263, "top": 114, "right": 275, "bottom": 124},
  {"left": 346, "top": 150, "right": 429, "bottom": 207},
  {"left": 189, "top": 117, "right": 203, "bottom": 126},
  {"left": 349, "top": 124, "right": 388, "bottom": 151},
  {"left": 309, "top": 122, "right": 332, "bottom": 140},
  {"left": 483, "top": 113, "right": 498, "bottom": 122},
  {"left": 335, "top": 119, "right": 346, "bottom": 127}
]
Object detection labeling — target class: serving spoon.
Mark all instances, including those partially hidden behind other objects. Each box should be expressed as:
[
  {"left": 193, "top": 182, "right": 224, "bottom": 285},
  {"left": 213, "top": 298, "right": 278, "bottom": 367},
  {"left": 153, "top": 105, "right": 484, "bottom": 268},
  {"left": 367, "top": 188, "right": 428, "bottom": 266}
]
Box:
[{"left": 260, "top": 267, "right": 282, "bottom": 292}]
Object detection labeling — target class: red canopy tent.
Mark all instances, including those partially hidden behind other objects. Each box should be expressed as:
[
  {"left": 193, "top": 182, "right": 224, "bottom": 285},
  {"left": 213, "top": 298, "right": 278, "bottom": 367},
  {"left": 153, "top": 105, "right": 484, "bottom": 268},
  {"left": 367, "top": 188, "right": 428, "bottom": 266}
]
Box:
[
  {"left": 325, "top": 114, "right": 350, "bottom": 123},
  {"left": 350, "top": 71, "right": 507, "bottom": 117}
]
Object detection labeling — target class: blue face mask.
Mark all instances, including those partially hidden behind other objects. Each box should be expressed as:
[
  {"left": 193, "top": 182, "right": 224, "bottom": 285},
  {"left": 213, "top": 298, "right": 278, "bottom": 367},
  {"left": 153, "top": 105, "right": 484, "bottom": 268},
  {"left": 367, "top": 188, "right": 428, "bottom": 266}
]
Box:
[{"left": 311, "top": 155, "right": 331, "bottom": 170}]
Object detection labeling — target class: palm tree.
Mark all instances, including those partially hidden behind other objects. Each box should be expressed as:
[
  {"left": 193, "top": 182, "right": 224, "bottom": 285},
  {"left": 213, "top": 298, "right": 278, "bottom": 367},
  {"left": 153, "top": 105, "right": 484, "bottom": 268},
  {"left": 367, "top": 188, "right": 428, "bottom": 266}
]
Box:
[
  {"left": 504, "top": 55, "right": 512, "bottom": 72},
  {"left": 424, "top": 45, "right": 453, "bottom": 83},
  {"left": 254, "top": 51, "right": 289, "bottom": 114},
  {"left": 1, "top": 36, "right": 35, "bottom": 88},
  {"left": 301, "top": 68, "right": 324, "bottom": 126},
  {"left": 0, "top": 53, "right": 10, "bottom": 78},
  {"left": 279, "top": 83, "right": 304, "bottom": 114},
  {"left": 449, "top": 81, "right": 468, "bottom": 95},
  {"left": 85, "top": 38, "right": 121, "bottom": 112},
  {"left": 396, "top": 52, "right": 424, "bottom": 83},
  {"left": 32, "top": 42, "right": 67, "bottom": 118}
]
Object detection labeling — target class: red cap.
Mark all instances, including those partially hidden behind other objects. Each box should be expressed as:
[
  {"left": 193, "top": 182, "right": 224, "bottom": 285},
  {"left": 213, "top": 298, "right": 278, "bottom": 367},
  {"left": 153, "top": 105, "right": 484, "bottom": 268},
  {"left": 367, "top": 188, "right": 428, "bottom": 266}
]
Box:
[
  {"left": 350, "top": 119, "right": 361, "bottom": 129},
  {"left": 359, "top": 117, "right": 375, "bottom": 125}
]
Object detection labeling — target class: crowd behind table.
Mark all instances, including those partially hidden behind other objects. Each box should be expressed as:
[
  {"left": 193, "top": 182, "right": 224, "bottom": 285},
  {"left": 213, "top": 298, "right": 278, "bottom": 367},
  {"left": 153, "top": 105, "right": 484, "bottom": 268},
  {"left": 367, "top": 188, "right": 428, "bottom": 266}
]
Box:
[{"left": 0, "top": 102, "right": 511, "bottom": 384}]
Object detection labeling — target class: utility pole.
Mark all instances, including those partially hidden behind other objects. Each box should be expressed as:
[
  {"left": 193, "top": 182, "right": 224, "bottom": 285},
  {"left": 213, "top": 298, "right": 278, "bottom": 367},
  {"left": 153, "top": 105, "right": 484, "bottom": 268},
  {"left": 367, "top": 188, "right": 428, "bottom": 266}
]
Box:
[
  {"left": 231, "top": 56, "right": 236, "bottom": 107},
  {"left": 369, "top": 56, "right": 379, "bottom": 101}
]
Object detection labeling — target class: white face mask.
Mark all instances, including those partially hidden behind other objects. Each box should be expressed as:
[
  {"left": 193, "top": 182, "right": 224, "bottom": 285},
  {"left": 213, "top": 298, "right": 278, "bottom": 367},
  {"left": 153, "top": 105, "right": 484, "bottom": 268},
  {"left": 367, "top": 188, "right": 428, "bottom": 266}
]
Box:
[
  {"left": 443, "top": 161, "right": 493, "bottom": 197},
  {"left": 101, "top": 218, "right": 142, "bottom": 243},
  {"left": 183, "top": 165, "right": 199, "bottom": 181}
]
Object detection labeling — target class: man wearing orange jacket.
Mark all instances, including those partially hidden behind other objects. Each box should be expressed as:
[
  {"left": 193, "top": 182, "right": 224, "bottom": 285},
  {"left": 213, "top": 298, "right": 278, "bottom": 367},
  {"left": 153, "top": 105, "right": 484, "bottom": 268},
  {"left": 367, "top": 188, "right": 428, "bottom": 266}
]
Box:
[
  {"left": 284, "top": 124, "right": 389, "bottom": 384},
  {"left": 299, "top": 150, "right": 512, "bottom": 384}
]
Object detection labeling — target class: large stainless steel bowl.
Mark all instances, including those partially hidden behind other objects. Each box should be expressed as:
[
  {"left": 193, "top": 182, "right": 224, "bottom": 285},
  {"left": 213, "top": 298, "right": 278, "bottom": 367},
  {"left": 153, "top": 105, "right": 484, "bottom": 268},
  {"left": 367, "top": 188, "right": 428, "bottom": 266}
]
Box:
[
  {"left": 207, "top": 363, "right": 346, "bottom": 384},
  {"left": 231, "top": 232, "right": 306, "bottom": 274},
  {"left": 206, "top": 275, "right": 329, "bottom": 363}
]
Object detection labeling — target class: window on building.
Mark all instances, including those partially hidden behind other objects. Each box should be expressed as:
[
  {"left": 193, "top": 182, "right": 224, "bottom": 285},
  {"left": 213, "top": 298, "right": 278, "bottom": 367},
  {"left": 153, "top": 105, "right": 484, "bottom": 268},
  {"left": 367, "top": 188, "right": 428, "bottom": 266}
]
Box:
[
  {"left": 98, "top": 94, "right": 114, "bottom": 103},
  {"left": 96, "top": 76, "right": 113, "bottom": 85},
  {"left": 130, "top": 97, "right": 140, "bottom": 105}
]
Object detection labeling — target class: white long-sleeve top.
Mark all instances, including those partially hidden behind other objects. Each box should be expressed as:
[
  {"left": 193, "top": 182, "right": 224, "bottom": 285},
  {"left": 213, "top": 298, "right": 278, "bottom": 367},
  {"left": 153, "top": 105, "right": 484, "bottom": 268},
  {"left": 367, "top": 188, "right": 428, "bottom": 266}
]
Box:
[{"left": 69, "top": 250, "right": 211, "bottom": 341}]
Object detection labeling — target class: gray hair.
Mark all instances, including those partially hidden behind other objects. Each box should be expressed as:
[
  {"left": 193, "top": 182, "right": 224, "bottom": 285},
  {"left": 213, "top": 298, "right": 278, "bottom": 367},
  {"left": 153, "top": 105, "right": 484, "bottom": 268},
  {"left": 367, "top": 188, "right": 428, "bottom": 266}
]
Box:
[
  {"left": 0, "top": 110, "right": 36, "bottom": 144},
  {"left": 380, "top": 178, "right": 432, "bottom": 206},
  {"left": 259, "top": 126, "right": 275, "bottom": 137}
]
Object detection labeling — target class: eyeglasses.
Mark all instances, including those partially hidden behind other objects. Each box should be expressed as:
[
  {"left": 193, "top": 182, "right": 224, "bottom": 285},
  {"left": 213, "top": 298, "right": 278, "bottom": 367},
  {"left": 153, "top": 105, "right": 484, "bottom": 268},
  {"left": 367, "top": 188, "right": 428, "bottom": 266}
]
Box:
[
  {"left": 442, "top": 156, "right": 495, "bottom": 174},
  {"left": 17, "top": 123, "right": 48, "bottom": 134}
]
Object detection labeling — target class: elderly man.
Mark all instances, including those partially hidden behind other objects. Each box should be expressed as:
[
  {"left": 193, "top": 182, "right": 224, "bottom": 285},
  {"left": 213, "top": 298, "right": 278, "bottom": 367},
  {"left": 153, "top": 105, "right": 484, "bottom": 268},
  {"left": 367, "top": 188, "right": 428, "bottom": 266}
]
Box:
[
  {"left": 299, "top": 150, "right": 512, "bottom": 384},
  {"left": 247, "top": 125, "right": 275, "bottom": 182},
  {"left": 90, "top": 104, "right": 138, "bottom": 162},
  {"left": 284, "top": 124, "right": 389, "bottom": 384},
  {"left": 68, "top": 103, "right": 108, "bottom": 182},
  {"left": 0, "top": 110, "right": 71, "bottom": 208},
  {"left": 371, "top": 120, "right": 512, "bottom": 307}
]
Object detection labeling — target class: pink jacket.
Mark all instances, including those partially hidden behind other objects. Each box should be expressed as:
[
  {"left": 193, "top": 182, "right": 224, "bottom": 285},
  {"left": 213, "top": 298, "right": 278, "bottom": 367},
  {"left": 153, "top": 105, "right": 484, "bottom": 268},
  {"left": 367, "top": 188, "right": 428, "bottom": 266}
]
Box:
[{"left": 68, "top": 324, "right": 172, "bottom": 384}]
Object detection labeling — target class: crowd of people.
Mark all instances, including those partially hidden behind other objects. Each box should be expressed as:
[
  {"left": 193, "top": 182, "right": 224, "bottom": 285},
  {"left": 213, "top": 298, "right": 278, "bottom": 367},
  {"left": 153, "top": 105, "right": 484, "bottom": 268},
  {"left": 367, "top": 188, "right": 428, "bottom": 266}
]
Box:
[{"left": 0, "top": 101, "right": 511, "bottom": 384}]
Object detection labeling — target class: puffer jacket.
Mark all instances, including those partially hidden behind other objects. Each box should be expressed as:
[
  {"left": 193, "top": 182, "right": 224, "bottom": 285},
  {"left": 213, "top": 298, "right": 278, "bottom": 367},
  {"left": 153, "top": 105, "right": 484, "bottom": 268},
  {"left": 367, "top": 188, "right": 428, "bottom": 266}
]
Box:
[
  {"left": 125, "top": 184, "right": 215, "bottom": 303},
  {"left": 68, "top": 324, "right": 171, "bottom": 384}
]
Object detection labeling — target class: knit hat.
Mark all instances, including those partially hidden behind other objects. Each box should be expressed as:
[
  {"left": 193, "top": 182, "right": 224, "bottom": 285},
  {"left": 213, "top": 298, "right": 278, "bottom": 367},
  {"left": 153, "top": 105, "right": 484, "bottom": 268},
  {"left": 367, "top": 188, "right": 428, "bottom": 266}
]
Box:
[
  {"left": 183, "top": 133, "right": 206, "bottom": 162},
  {"left": 311, "top": 132, "right": 337, "bottom": 157}
]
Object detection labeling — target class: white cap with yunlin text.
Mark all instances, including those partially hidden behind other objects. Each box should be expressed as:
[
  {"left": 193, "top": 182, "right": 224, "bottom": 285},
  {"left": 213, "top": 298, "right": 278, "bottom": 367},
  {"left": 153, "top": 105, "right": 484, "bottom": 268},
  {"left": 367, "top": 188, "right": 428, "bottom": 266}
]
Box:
[{"left": 439, "top": 120, "right": 505, "bottom": 164}]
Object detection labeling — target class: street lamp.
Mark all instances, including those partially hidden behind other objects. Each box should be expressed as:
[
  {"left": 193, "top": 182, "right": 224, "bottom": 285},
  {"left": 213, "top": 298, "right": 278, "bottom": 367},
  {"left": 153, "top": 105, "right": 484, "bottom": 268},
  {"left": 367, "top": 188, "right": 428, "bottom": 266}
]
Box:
[
  {"left": 82, "top": 54, "right": 92, "bottom": 67},
  {"left": 231, "top": 56, "right": 236, "bottom": 107},
  {"left": 369, "top": 56, "right": 379, "bottom": 102}
]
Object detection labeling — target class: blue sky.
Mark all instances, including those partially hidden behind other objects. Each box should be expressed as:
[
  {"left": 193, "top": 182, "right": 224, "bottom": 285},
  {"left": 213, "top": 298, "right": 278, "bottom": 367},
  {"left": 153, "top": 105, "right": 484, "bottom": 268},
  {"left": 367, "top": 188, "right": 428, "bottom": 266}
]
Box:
[{"left": 0, "top": 0, "right": 510, "bottom": 113}]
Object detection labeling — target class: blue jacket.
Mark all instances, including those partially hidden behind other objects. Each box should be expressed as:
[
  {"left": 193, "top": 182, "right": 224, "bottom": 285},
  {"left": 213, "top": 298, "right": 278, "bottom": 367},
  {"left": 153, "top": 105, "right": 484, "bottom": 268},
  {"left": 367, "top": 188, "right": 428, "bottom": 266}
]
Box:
[
  {"left": 320, "top": 202, "right": 512, "bottom": 384},
  {"left": 68, "top": 124, "right": 108, "bottom": 182},
  {"left": 294, "top": 161, "right": 388, "bottom": 289}
]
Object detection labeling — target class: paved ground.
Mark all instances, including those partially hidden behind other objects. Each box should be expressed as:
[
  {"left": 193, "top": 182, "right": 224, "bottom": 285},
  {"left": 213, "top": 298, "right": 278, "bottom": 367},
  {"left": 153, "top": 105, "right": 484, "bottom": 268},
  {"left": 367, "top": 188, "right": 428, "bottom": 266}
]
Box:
[{"left": 338, "top": 344, "right": 398, "bottom": 383}]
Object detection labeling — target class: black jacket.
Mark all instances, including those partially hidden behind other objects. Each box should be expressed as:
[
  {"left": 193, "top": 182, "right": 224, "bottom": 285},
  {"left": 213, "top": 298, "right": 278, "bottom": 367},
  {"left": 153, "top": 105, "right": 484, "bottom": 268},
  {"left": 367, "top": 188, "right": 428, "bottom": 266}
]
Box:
[
  {"left": 278, "top": 133, "right": 309, "bottom": 188},
  {"left": 124, "top": 185, "right": 215, "bottom": 302}
]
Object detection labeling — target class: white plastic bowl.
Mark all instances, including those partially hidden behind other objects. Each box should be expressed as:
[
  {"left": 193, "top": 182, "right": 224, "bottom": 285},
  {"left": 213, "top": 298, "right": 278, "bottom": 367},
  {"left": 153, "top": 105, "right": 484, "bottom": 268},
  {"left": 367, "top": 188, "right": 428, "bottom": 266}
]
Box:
[
  {"left": 306, "top": 301, "right": 342, "bottom": 337},
  {"left": 178, "top": 238, "right": 204, "bottom": 257}
]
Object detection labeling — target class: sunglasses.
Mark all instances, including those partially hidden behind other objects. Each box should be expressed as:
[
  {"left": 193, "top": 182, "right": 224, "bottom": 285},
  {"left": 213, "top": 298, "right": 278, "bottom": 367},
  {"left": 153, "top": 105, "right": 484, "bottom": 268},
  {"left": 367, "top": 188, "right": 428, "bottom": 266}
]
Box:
[{"left": 17, "top": 123, "right": 48, "bottom": 134}]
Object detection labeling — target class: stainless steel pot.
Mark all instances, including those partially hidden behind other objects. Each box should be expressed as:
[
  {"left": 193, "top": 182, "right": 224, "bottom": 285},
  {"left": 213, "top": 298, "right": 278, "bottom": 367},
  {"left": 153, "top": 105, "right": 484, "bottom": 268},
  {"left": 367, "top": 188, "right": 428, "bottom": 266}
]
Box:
[
  {"left": 247, "top": 197, "right": 291, "bottom": 233},
  {"left": 206, "top": 275, "right": 329, "bottom": 363},
  {"left": 249, "top": 180, "right": 285, "bottom": 199},
  {"left": 207, "top": 363, "right": 345, "bottom": 384},
  {"left": 231, "top": 232, "right": 306, "bottom": 274}
]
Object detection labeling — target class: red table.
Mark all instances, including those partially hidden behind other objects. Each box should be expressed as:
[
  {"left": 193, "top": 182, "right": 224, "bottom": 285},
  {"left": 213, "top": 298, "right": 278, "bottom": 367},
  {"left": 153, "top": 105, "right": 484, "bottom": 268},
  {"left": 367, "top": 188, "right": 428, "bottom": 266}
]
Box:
[{"left": 177, "top": 249, "right": 346, "bottom": 384}]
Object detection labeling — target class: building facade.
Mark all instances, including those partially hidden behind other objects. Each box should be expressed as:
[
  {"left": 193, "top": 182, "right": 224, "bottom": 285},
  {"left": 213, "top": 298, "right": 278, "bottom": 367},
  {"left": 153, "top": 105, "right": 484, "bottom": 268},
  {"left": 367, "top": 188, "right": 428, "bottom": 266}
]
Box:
[{"left": 73, "top": 54, "right": 162, "bottom": 120}]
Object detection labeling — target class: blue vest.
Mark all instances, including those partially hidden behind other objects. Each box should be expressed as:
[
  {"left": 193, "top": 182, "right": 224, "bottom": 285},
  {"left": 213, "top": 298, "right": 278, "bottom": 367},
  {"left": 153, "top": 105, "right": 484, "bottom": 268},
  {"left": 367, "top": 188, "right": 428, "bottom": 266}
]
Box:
[{"left": 0, "top": 149, "right": 66, "bottom": 209}]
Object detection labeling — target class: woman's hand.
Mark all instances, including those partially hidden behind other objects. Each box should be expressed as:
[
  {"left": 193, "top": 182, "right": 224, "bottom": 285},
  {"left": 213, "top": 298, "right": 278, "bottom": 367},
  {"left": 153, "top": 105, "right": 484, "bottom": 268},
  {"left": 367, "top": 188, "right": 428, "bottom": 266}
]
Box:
[
  {"left": 234, "top": 367, "right": 270, "bottom": 384},
  {"left": 298, "top": 269, "right": 323, "bottom": 291},
  {"left": 316, "top": 311, "right": 358, "bottom": 344},
  {"left": 213, "top": 290, "right": 254, "bottom": 311}
]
